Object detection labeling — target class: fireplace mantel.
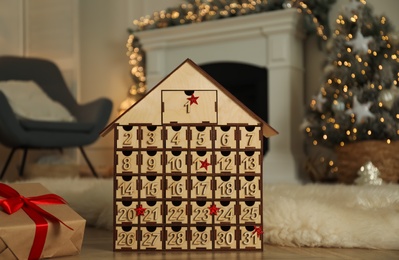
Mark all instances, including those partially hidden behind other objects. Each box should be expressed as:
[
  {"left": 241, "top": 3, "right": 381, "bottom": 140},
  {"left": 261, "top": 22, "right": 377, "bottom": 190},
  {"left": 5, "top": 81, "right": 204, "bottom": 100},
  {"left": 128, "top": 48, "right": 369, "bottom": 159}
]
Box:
[{"left": 136, "top": 8, "right": 305, "bottom": 183}]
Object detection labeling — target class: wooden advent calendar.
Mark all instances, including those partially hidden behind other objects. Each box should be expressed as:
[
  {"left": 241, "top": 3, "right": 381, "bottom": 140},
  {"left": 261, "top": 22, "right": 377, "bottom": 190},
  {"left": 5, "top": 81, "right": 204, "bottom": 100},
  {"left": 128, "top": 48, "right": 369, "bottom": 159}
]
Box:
[{"left": 101, "top": 59, "right": 278, "bottom": 251}]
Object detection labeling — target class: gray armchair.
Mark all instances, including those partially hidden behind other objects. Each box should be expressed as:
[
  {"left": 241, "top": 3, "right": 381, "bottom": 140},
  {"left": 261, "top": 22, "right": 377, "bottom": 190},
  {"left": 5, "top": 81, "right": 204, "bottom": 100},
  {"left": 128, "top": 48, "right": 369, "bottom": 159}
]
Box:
[{"left": 0, "top": 56, "right": 113, "bottom": 179}]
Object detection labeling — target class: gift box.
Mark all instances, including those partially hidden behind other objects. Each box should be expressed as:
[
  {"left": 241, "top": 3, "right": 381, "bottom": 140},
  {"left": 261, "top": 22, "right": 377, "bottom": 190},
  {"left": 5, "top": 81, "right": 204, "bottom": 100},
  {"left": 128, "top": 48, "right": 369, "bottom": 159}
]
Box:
[{"left": 0, "top": 183, "right": 86, "bottom": 260}]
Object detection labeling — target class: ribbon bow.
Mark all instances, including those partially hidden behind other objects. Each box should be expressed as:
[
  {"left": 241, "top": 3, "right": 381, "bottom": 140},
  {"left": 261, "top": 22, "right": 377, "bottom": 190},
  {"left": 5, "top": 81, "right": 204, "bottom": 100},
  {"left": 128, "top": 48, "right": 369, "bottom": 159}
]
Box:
[{"left": 0, "top": 183, "right": 73, "bottom": 260}]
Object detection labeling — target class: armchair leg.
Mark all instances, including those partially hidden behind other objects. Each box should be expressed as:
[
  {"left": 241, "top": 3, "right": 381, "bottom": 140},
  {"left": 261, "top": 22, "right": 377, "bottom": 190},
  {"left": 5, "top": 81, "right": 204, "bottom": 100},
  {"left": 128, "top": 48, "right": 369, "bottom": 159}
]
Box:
[
  {"left": 19, "top": 148, "right": 28, "bottom": 177},
  {"left": 0, "top": 148, "right": 17, "bottom": 179},
  {"left": 79, "top": 147, "right": 98, "bottom": 178}
]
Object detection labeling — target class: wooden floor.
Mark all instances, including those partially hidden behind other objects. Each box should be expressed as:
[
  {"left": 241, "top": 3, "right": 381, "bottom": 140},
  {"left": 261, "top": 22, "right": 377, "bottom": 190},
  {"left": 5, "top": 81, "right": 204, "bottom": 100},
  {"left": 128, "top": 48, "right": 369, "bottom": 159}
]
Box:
[{"left": 61, "top": 227, "right": 399, "bottom": 260}]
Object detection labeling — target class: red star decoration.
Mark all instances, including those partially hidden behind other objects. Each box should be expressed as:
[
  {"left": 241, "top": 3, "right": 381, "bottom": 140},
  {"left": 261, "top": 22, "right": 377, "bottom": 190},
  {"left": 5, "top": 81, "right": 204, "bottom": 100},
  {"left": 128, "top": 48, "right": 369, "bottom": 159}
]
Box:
[
  {"left": 252, "top": 226, "right": 264, "bottom": 238},
  {"left": 199, "top": 158, "right": 211, "bottom": 171},
  {"left": 187, "top": 94, "right": 199, "bottom": 105},
  {"left": 208, "top": 204, "right": 220, "bottom": 215},
  {"left": 134, "top": 204, "right": 146, "bottom": 216}
]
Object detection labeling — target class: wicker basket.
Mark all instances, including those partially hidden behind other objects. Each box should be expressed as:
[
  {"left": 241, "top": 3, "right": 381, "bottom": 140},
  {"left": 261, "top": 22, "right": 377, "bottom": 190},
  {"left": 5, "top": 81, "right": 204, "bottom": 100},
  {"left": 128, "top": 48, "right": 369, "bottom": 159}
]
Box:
[{"left": 335, "top": 140, "right": 399, "bottom": 184}]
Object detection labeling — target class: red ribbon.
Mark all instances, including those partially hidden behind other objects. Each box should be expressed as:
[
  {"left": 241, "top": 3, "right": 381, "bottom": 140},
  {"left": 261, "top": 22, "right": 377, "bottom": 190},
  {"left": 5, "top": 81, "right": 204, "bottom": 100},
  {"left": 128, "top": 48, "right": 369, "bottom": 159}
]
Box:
[{"left": 0, "top": 183, "right": 73, "bottom": 260}]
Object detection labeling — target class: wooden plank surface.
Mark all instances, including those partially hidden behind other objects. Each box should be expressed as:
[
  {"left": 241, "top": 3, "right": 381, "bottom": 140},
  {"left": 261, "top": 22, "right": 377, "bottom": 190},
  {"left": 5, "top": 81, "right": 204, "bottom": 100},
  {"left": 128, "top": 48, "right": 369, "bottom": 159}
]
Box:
[{"left": 62, "top": 227, "right": 399, "bottom": 260}]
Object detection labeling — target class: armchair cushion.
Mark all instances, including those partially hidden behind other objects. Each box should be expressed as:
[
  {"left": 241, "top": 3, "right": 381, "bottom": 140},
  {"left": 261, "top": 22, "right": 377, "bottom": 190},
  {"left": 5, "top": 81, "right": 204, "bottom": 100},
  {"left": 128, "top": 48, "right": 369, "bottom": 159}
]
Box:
[{"left": 0, "top": 80, "right": 76, "bottom": 122}]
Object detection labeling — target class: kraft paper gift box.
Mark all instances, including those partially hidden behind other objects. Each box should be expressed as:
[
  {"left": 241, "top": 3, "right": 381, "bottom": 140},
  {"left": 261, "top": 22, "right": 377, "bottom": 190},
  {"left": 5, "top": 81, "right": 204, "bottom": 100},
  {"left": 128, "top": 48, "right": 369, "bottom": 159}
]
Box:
[{"left": 0, "top": 183, "right": 86, "bottom": 260}]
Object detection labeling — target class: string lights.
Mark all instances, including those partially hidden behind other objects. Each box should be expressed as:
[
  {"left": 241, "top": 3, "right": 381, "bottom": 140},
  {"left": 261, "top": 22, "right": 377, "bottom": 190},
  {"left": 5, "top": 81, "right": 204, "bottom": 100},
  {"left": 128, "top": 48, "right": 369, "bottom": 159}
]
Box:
[
  {"left": 121, "top": 0, "right": 336, "bottom": 113},
  {"left": 120, "top": 34, "right": 146, "bottom": 114}
]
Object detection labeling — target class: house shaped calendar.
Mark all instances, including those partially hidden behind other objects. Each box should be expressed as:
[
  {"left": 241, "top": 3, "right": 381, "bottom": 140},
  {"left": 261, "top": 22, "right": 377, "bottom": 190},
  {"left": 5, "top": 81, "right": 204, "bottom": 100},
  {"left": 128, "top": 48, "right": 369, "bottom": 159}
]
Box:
[{"left": 101, "top": 59, "right": 278, "bottom": 251}]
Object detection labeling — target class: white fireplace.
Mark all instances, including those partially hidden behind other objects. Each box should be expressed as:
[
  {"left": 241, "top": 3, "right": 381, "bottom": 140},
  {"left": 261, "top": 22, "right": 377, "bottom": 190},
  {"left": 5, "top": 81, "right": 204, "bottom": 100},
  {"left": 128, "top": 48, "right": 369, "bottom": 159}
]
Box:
[{"left": 136, "top": 8, "right": 305, "bottom": 183}]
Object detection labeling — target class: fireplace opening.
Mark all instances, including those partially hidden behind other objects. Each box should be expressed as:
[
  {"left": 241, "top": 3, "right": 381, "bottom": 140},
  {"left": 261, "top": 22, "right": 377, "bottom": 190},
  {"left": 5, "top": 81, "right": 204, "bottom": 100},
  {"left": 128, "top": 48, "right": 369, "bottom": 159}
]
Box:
[{"left": 200, "top": 62, "right": 268, "bottom": 155}]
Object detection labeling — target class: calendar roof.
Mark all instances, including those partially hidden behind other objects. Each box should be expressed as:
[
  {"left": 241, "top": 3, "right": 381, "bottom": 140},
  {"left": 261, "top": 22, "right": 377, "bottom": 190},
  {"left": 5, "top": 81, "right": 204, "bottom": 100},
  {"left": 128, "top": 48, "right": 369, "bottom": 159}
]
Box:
[{"left": 101, "top": 59, "right": 278, "bottom": 138}]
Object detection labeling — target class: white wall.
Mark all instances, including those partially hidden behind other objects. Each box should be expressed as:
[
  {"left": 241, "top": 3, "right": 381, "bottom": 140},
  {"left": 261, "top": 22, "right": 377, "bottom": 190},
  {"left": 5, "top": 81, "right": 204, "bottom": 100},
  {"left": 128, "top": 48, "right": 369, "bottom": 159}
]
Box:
[{"left": 0, "top": 0, "right": 24, "bottom": 55}]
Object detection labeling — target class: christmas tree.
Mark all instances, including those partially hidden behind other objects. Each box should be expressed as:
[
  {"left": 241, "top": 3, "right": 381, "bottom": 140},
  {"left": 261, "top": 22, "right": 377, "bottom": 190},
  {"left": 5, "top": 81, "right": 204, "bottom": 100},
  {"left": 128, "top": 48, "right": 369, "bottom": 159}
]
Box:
[{"left": 303, "top": 0, "right": 399, "bottom": 182}]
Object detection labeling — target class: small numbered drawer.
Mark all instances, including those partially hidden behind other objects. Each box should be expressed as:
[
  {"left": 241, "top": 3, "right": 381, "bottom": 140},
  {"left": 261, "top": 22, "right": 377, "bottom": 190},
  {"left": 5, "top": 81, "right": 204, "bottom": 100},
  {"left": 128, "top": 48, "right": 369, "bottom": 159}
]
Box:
[
  {"left": 115, "top": 200, "right": 139, "bottom": 225},
  {"left": 141, "top": 200, "right": 163, "bottom": 224},
  {"left": 141, "top": 125, "right": 163, "bottom": 148},
  {"left": 214, "top": 151, "right": 237, "bottom": 174},
  {"left": 191, "top": 175, "right": 212, "bottom": 199},
  {"left": 238, "top": 176, "right": 261, "bottom": 198},
  {"left": 116, "top": 125, "right": 139, "bottom": 149},
  {"left": 115, "top": 175, "right": 138, "bottom": 199},
  {"left": 141, "top": 150, "right": 163, "bottom": 174},
  {"left": 238, "top": 126, "right": 262, "bottom": 149},
  {"left": 214, "top": 226, "right": 238, "bottom": 249},
  {"left": 214, "top": 176, "right": 237, "bottom": 199},
  {"left": 190, "top": 126, "right": 213, "bottom": 149},
  {"left": 165, "top": 151, "right": 187, "bottom": 174},
  {"left": 165, "top": 175, "right": 188, "bottom": 198},
  {"left": 190, "top": 151, "right": 213, "bottom": 174},
  {"left": 165, "top": 201, "right": 189, "bottom": 224},
  {"left": 115, "top": 225, "right": 138, "bottom": 250},
  {"left": 165, "top": 226, "right": 189, "bottom": 250},
  {"left": 190, "top": 200, "right": 213, "bottom": 225},
  {"left": 214, "top": 126, "right": 237, "bottom": 149},
  {"left": 239, "top": 201, "right": 262, "bottom": 224},
  {"left": 116, "top": 151, "right": 139, "bottom": 173},
  {"left": 214, "top": 201, "right": 237, "bottom": 224},
  {"left": 190, "top": 226, "right": 212, "bottom": 250},
  {"left": 140, "top": 226, "right": 163, "bottom": 250},
  {"left": 238, "top": 151, "right": 261, "bottom": 174},
  {"left": 141, "top": 175, "right": 163, "bottom": 199},
  {"left": 239, "top": 226, "right": 263, "bottom": 250},
  {"left": 165, "top": 126, "right": 188, "bottom": 149}
]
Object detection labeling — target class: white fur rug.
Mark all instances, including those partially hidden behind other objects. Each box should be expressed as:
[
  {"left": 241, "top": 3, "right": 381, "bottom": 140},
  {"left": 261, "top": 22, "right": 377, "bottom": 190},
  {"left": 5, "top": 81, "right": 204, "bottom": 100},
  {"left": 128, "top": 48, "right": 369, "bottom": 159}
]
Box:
[{"left": 7, "top": 178, "right": 399, "bottom": 250}]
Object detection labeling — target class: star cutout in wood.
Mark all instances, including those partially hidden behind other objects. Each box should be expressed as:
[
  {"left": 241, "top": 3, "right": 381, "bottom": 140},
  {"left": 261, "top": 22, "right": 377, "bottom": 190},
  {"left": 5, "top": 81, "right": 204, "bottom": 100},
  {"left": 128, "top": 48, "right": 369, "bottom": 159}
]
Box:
[
  {"left": 347, "top": 29, "right": 373, "bottom": 54},
  {"left": 187, "top": 94, "right": 199, "bottom": 105},
  {"left": 208, "top": 204, "right": 220, "bottom": 215},
  {"left": 134, "top": 204, "right": 147, "bottom": 216},
  {"left": 199, "top": 158, "right": 211, "bottom": 171},
  {"left": 252, "top": 226, "right": 264, "bottom": 238},
  {"left": 345, "top": 95, "right": 375, "bottom": 124}
]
